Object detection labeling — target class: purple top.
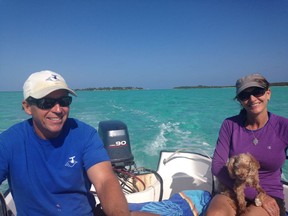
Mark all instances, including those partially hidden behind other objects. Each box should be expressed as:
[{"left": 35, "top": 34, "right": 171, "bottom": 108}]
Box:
[{"left": 212, "top": 112, "right": 288, "bottom": 200}]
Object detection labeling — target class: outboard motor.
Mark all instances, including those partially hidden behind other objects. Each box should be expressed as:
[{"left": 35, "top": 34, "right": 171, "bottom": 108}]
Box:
[
  {"left": 98, "top": 120, "right": 134, "bottom": 168},
  {"left": 98, "top": 120, "right": 163, "bottom": 201}
]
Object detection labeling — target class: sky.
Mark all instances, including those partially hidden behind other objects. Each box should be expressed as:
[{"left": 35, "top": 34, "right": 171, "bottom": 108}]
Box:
[{"left": 0, "top": 0, "right": 288, "bottom": 90}]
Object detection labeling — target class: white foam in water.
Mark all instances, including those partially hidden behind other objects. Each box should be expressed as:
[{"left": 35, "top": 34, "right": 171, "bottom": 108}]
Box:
[{"left": 145, "top": 123, "right": 168, "bottom": 155}]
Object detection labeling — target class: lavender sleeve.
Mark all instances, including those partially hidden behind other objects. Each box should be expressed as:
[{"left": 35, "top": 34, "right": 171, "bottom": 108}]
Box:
[{"left": 212, "top": 119, "right": 234, "bottom": 189}]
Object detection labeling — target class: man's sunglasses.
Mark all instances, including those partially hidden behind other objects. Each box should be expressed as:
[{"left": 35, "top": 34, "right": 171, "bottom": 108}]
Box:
[
  {"left": 237, "top": 87, "right": 267, "bottom": 101},
  {"left": 27, "top": 96, "right": 72, "bottom": 109}
]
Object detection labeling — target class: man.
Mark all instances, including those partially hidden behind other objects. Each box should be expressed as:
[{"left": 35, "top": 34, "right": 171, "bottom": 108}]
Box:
[{"left": 0, "top": 70, "right": 131, "bottom": 215}]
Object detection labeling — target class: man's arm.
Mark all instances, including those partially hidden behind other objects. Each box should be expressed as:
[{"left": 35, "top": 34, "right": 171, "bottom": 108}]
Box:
[
  {"left": 88, "top": 162, "right": 160, "bottom": 216},
  {"left": 87, "top": 161, "right": 130, "bottom": 216}
]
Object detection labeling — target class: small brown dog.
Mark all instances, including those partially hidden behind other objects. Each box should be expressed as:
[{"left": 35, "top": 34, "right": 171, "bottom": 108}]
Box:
[{"left": 220, "top": 153, "right": 266, "bottom": 215}]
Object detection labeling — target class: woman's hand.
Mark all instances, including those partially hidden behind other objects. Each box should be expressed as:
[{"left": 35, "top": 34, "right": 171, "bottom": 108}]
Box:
[{"left": 261, "top": 194, "right": 280, "bottom": 216}]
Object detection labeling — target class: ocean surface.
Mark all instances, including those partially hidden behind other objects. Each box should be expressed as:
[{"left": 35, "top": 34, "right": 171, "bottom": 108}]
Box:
[{"left": 1, "top": 87, "right": 288, "bottom": 193}]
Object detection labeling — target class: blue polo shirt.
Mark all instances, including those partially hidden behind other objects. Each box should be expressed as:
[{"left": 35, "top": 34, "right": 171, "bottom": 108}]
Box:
[{"left": 0, "top": 118, "right": 110, "bottom": 215}]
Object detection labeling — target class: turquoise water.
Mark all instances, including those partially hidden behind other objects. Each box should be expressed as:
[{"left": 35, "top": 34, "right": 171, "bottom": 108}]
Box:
[{"left": 1, "top": 87, "right": 288, "bottom": 192}]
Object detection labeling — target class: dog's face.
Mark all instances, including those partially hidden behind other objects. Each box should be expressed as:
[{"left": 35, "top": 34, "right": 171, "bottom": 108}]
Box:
[{"left": 227, "top": 153, "right": 260, "bottom": 181}]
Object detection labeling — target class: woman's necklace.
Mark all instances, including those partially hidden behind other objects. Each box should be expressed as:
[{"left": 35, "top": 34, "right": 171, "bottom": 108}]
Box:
[
  {"left": 247, "top": 121, "right": 268, "bottom": 145},
  {"left": 246, "top": 115, "right": 269, "bottom": 145},
  {"left": 250, "top": 130, "right": 259, "bottom": 145},
  {"left": 247, "top": 125, "right": 261, "bottom": 145}
]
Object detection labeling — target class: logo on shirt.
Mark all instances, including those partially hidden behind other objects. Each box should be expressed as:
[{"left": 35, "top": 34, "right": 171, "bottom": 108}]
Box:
[{"left": 65, "top": 156, "right": 78, "bottom": 167}]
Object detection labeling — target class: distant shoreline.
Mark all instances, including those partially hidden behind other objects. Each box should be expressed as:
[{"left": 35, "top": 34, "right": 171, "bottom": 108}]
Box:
[
  {"left": 73, "top": 82, "right": 288, "bottom": 91},
  {"left": 74, "top": 87, "right": 144, "bottom": 91},
  {"left": 173, "top": 82, "right": 288, "bottom": 89}
]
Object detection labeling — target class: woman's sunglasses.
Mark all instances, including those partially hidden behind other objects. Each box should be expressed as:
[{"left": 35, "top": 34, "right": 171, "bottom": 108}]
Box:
[
  {"left": 27, "top": 96, "right": 72, "bottom": 109},
  {"left": 237, "top": 87, "right": 267, "bottom": 101}
]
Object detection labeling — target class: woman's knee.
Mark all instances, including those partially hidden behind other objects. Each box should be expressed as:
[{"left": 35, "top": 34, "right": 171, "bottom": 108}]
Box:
[{"left": 205, "top": 194, "right": 236, "bottom": 216}]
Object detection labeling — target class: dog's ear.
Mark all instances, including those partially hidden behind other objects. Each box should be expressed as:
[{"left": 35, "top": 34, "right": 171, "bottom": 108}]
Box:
[
  {"left": 227, "top": 156, "right": 236, "bottom": 179},
  {"left": 250, "top": 155, "right": 260, "bottom": 170}
]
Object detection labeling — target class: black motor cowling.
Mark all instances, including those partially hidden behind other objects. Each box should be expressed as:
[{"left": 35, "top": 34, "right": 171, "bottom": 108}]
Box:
[{"left": 98, "top": 120, "right": 134, "bottom": 167}]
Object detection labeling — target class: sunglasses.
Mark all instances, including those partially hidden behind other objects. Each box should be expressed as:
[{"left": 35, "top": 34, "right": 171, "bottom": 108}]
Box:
[
  {"left": 27, "top": 96, "right": 72, "bottom": 109},
  {"left": 237, "top": 87, "right": 267, "bottom": 101}
]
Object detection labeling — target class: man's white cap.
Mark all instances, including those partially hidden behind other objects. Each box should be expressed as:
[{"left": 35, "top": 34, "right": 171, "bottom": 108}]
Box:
[{"left": 23, "top": 70, "right": 77, "bottom": 100}]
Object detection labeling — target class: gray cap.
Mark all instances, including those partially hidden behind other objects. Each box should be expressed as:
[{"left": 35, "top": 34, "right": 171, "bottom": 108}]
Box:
[{"left": 236, "top": 74, "right": 268, "bottom": 96}]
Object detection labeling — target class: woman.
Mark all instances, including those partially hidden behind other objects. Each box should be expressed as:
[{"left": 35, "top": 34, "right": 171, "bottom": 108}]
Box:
[{"left": 205, "top": 74, "right": 288, "bottom": 216}]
